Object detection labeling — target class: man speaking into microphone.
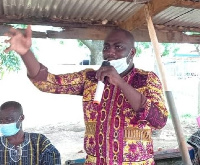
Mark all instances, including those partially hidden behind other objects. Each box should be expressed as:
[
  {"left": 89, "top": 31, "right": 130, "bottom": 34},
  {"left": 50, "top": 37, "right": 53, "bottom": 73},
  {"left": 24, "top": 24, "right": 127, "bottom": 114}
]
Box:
[{"left": 4, "top": 26, "right": 168, "bottom": 165}]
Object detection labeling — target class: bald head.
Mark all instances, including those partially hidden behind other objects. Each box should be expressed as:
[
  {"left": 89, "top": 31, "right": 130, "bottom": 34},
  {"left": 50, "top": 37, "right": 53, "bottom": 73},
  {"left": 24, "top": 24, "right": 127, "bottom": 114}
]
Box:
[{"left": 106, "top": 28, "right": 135, "bottom": 47}]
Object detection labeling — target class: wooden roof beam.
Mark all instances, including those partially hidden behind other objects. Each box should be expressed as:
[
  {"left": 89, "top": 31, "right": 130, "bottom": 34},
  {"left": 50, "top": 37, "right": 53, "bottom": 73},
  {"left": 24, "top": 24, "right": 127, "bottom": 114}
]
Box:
[
  {"left": 154, "top": 24, "right": 200, "bottom": 33},
  {"left": 0, "top": 25, "right": 114, "bottom": 40},
  {"left": 1, "top": 24, "right": 199, "bottom": 43},
  {"left": 119, "top": 0, "right": 182, "bottom": 31},
  {"left": 110, "top": 0, "right": 148, "bottom": 2},
  {"left": 132, "top": 29, "right": 200, "bottom": 43},
  {"left": 174, "top": 0, "right": 200, "bottom": 9}
]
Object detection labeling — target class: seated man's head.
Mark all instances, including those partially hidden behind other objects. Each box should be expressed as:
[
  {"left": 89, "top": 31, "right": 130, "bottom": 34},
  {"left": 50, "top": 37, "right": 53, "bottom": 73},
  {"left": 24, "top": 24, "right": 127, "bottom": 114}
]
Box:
[{"left": 0, "top": 101, "right": 24, "bottom": 137}]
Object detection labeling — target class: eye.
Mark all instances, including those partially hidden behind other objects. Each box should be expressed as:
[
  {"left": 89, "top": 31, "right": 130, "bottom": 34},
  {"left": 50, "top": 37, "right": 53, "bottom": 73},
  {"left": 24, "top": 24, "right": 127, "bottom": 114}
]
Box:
[
  {"left": 5, "top": 118, "right": 15, "bottom": 123},
  {"left": 103, "top": 45, "right": 109, "bottom": 51},
  {"left": 115, "top": 45, "right": 123, "bottom": 49}
]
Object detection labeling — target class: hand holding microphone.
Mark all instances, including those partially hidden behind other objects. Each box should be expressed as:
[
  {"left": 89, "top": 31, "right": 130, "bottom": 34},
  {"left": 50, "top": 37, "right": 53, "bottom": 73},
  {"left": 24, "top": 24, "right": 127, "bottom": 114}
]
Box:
[{"left": 93, "top": 61, "right": 110, "bottom": 104}]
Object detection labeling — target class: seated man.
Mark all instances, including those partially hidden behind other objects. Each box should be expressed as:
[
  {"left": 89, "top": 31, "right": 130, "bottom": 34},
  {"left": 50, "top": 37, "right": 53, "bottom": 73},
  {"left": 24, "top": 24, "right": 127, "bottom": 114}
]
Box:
[
  {"left": 187, "top": 130, "right": 200, "bottom": 165},
  {"left": 0, "top": 101, "right": 61, "bottom": 165}
]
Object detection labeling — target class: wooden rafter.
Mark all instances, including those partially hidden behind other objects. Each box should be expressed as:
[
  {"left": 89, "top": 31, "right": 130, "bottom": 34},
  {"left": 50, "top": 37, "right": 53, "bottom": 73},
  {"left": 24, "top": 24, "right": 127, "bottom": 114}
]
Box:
[
  {"left": 119, "top": 0, "right": 182, "bottom": 31},
  {"left": 1, "top": 24, "right": 200, "bottom": 43},
  {"left": 0, "top": 25, "right": 114, "bottom": 40},
  {"left": 174, "top": 0, "right": 200, "bottom": 9},
  {"left": 133, "top": 28, "right": 200, "bottom": 43},
  {"left": 109, "top": 0, "right": 148, "bottom": 2},
  {"left": 154, "top": 25, "right": 200, "bottom": 33}
]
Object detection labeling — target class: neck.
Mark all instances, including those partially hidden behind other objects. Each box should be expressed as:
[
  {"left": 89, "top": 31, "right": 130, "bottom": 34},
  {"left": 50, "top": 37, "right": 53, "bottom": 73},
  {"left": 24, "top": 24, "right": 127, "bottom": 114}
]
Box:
[
  {"left": 7, "top": 130, "right": 24, "bottom": 146},
  {"left": 120, "top": 63, "right": 134, "bottom": 77}
]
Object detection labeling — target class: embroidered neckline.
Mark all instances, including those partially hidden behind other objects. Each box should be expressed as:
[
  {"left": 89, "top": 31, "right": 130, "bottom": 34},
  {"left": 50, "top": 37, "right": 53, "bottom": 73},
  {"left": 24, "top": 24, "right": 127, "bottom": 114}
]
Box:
[
  {"left": 1, "top": 132, "right": 30, "bottom": 150},
  {"left": 1, "top": 132, "right": 30, "bottom": 162}
]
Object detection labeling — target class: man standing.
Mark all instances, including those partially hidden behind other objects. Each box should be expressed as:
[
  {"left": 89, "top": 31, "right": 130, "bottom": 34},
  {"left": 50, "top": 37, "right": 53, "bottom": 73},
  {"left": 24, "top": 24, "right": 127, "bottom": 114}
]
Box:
[
  {"left": 0, "top": 101, "right": 61, "bottom": 164},
  {"left": 4, "top": 26, "right": 168, "bottom": 164}
]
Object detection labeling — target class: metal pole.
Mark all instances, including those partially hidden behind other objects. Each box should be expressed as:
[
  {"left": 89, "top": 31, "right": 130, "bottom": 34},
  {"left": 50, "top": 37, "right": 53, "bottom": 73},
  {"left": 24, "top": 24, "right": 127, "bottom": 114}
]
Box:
[{"left": 144, "top": 5, "right": 192, "bottom": 165}]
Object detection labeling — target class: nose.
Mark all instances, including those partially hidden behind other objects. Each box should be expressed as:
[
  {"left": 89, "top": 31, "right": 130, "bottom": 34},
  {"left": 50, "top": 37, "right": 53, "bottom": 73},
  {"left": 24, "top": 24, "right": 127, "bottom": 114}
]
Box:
[
  {"left": 103, "top": 47, "right": 116, "bottom": 60},
  {"left": 107, "top": 46, "right": 115, "bottom": 54}
]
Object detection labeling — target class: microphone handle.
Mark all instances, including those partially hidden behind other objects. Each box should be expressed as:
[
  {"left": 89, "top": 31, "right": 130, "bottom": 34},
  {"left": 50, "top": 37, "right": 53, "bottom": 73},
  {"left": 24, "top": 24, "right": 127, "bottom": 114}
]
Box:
[
  {"left": 93, "top": 61, "right": 110, "bottom": 104},
  {"left": 93, "top": 81, "right": 105, "bottom": 104}
]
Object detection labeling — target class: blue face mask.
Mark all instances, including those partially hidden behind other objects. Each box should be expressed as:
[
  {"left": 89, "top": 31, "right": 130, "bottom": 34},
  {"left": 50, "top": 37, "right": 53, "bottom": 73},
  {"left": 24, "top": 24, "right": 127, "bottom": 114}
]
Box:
[{"left": 0, "top": 117, "right": 21, "bottom": 137}]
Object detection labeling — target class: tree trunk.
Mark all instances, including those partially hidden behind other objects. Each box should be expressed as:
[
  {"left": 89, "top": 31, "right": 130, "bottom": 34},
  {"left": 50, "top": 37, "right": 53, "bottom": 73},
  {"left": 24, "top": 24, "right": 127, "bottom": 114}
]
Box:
[
  {"left": 198, "top": 80, "right": 200, "bottom": 114},
  {"left": 80, "top": 40, "right": 103, "bottom": 65}
]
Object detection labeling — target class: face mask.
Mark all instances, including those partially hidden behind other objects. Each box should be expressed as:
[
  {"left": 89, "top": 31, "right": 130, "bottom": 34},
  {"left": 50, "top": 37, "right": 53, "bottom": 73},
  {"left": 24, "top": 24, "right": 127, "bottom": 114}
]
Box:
[
  {"left": 0, "top": 116, "right": 21, "bottom": 137},
  {"left": 109, "top": 49, "right": 132, "bottom": 74}
]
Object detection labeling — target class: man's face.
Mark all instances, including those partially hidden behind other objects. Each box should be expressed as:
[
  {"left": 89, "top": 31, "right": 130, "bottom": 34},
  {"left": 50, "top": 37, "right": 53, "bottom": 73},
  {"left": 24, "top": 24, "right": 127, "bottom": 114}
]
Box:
[
  {"left": 103, "top": 31, "right": 133, "bottom": 61},
  {"left": 0, "top": 107, "right": 20, "bottom": 124}
]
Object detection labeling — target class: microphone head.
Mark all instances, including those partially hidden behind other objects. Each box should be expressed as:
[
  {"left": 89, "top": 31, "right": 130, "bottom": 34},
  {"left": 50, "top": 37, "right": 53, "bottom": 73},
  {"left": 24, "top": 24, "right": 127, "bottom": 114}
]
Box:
[{"left": 101, "top": 60, "right": 110, "bottom": 66}]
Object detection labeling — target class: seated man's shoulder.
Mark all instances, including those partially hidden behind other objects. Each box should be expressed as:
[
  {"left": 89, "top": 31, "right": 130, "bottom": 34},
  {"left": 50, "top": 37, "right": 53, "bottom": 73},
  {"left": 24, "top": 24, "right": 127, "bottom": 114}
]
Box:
[{"left": 28, "top": 133, "right": 49, "bottom": 141}]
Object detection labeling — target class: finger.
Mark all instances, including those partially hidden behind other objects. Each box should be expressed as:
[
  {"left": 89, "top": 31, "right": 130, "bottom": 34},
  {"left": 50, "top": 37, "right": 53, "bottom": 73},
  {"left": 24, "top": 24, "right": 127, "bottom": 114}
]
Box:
[
  {"left": 4, "top": 38, "right": 11, "bottom": 43},
  {"left": 99, "top": 71, "right": 107, "bottom": 82},
  {"left": 25, "top": 25, "right": 32, "bottom": 38},
  {"left": 4, "top": 32, "right": 13, "bottom": 38},
  {"left": 4, "top": 46, "right": 12, "bottom": 54},
  {"left": 9, "top": 27, "right": 20, "bottom": 35},
  {"left": 96, "top": 67, "right": 106, "bottom": 80}
]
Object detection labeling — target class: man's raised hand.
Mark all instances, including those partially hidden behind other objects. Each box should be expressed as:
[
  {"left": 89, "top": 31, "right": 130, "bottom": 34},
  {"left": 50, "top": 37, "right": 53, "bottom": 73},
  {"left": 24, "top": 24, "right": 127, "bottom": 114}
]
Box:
[{"left": 4, "top": 25, "right": 32, "bottom": 55}]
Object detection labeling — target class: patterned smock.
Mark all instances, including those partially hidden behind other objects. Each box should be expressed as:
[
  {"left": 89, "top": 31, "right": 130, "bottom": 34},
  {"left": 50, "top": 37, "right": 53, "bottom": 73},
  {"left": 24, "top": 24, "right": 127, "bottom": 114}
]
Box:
[
  {"left": 0, "top": 132, "right": 61, "bottom": 165},
  {"left": 30, "top": 64, "right": 168, "bottom": 165}
]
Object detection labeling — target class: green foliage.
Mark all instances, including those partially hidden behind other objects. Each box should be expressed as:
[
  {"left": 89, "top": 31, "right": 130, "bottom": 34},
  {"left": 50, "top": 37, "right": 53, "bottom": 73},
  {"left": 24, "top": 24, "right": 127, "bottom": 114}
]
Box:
[
  {"left": 168, "top": 113, "right": 193, "bottom": 119},
  {"left": 181, "top": 114, "right": 192, "bottom": 119},
  {"left": 135, "top": 42, "right": 180, "bottom": 57},
  {"left": 59, "top": 40, "right": 64, "bottom": 45},
  {"left": 0, "top": 43, "right": 21, "bottom": 79},
  {"left": 162, "top": 43, "right": 180, "bottom": 57},
  {"left": 77, "top": 40, "right": 84, "bottom": 47},
  {"left": 0, "top": 24, "right": 29, "bottom": 79},
  {"left": 11, "top": 24, "right": 27, "bottom": 29},
  {"left": 135, "top": 42, "right": 151, "bottom": 57}
]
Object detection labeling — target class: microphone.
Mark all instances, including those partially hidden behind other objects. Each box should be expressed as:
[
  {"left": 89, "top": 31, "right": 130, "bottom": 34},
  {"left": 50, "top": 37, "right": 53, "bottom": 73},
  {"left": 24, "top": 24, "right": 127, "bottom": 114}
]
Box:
[{"left": 93, "top": 60, "right": 110, "bottom": 104}]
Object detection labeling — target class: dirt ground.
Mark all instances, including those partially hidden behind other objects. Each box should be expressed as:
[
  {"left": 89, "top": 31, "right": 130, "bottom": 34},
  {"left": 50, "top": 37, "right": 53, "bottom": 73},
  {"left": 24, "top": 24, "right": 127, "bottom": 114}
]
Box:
[{"left": 24, "top": 118, "right": 198, "bottom": 165}]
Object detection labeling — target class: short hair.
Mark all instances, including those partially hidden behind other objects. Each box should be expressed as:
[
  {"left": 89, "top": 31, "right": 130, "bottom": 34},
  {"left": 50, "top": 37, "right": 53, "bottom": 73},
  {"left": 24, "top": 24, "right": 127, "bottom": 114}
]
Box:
[
  {"left": 108, "top": 28, "right": 135, "bottom": 46},
  {"left": 0, "top": 101, "right": 23, "bottom": 115}
]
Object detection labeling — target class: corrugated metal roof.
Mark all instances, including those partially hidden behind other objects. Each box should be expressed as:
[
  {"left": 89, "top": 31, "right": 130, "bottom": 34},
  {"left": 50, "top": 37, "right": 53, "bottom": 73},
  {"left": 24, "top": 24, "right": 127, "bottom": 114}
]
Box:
[
  {"left": 0, "top": 0, "right": 200, "bottom": 42},
  {"left": 153, "top": 6, "right": 200, "bottom": 28},
  {"left": 2, "top": 0, "right": 147, "bottom": 26},
  {"left": 1, "top": 0, "right": 200, "bottom": 29}
]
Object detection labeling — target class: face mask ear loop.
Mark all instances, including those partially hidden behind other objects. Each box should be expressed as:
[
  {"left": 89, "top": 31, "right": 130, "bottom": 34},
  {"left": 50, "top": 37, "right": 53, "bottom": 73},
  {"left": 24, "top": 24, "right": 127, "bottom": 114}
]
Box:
[
  {"left": 126, "top": 48, "right": 133, "bottom": 65},
  {"left": 16, "top": 116, "right": 22, "bottom": 129}
]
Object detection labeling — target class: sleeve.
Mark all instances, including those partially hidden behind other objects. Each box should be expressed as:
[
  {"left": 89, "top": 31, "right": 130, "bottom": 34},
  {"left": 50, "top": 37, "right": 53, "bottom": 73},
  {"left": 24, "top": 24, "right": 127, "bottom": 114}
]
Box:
[
  {"left": 39, "top": 134, "right": 61, "bottom": 165},
  {"left": 136, "top": 71, "right": 168, "bottom": 129},
  {"left": 187, "top": 130, "right": 200, "bottom": 164},
  {"left": 29, "top": 63, "right": 92, "bottom": 96}
]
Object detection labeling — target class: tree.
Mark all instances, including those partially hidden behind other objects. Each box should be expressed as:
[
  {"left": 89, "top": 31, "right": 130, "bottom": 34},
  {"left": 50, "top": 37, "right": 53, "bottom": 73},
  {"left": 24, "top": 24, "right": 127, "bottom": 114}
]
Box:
[
  {"left": 78, "top": 40, "right": 103, "bottom": 65},
  {"left": 0, "top": 43, "right": 20, "bottom": 79},
  {"left": 161, "top": 43, "right": 180, "bottom": 57},
  {"left": 193, "top": 44, "right": 200, "bottom": 55},
  {"left": 0, "top": 24, "right": 28, "bottom": 79},
  {"left": 0, "top": 24, "right": 42, "bottom": 79},
  {"left": 135, "top": 42, "right": 180, "bottom": 57},
  {"left": 135, "top": 42, "right": 151, "bottom": 57}
]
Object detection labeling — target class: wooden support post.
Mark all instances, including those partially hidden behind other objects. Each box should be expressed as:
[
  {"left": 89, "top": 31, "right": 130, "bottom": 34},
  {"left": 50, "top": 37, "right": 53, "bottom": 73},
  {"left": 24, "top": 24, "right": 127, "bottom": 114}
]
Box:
[
  {"left": 198, "top": 80, "right": 200, "bottom": 114},
  {"left": 144, "top": 5, "right": 192, "bottom": 165}
]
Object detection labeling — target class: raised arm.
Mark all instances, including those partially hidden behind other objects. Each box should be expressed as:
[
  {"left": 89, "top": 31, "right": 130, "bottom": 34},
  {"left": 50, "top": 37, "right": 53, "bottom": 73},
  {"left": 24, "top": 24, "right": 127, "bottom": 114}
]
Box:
[{"left": 4, "top": 25, "right": 40, "bottom": 78}]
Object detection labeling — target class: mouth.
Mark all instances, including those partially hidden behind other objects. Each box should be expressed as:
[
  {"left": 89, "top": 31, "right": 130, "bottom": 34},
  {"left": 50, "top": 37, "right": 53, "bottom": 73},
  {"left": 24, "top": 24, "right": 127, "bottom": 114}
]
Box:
[{"left": 105, "top": 57, "right": 116, "bottom": 61}]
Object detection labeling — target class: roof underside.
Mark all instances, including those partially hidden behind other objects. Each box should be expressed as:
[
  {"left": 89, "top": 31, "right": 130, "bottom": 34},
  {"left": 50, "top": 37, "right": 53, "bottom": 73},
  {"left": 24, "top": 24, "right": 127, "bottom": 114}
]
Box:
[{"left": 0, "top": 0, "right": 200, "bottom": 43}]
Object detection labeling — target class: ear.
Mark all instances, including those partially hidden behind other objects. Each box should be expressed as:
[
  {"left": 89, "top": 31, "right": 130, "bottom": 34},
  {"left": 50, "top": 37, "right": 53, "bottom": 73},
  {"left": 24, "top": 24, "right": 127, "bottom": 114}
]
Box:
[
  {"left": 130, "top": 48, "right": 136, "bottom": 58},
  {"left": 19, "top": 115, "right": 25, "bottom": 122},
  {"left": 16, "top": 115, "right": 24, "bottom": 129}
]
